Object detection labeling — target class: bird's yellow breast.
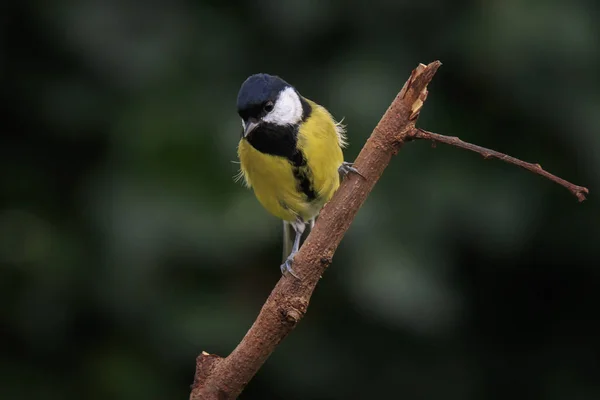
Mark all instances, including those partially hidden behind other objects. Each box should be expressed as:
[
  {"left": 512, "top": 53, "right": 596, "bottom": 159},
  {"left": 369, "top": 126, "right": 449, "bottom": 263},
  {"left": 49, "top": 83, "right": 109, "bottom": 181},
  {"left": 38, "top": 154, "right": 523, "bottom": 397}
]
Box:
[{"left": 237, "top": 99, "right": 344, "bottom": 222}]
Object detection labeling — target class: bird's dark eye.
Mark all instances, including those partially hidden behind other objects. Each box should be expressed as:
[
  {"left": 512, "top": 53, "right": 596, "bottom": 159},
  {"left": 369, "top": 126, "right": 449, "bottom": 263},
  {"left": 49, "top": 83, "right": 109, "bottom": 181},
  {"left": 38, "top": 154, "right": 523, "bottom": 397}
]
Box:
[{"left": 264, "top": 101, "right": 274, "bottom": 112}]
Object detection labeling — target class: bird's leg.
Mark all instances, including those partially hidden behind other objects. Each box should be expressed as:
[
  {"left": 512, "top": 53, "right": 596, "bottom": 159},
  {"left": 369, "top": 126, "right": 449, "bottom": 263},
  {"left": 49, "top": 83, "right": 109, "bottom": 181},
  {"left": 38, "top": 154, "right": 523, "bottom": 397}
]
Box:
[
  {"left": 339, "top": 161, "right": 365, "bottom": 180},
  {"left": 280, "top": 218, "right": 305, "bottom": 279}
]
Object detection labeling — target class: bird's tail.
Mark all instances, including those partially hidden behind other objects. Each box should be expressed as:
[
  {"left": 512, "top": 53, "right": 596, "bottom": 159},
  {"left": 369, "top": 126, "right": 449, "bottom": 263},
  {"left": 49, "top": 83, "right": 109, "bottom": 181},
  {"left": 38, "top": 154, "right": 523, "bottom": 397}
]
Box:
[{"left": 282, "top": 219, "right": 314, "bottom": 261}]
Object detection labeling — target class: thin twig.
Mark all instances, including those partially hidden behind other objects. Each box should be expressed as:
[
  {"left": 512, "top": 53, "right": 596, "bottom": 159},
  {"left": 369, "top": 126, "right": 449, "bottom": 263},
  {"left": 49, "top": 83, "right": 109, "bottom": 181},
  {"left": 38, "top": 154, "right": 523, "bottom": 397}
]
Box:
[{"left": 412, "top": 129, "right": 589, "bottom": 202}]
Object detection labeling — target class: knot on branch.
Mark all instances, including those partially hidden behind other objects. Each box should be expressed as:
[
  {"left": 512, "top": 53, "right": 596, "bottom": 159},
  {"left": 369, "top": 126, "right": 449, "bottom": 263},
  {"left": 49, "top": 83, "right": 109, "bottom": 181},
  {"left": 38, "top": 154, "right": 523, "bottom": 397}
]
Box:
[
  {"left": 191, "top": 352, "right": 223, "bottom": 391},
  {"left": 320, "top": 256, "right": 332, "bottom": 268},
  {"left": 280, "top": 297, "right": 308, "bottom": 326},
  {"left": 574, "top": 188, "right": 589, "bottom": 202}
]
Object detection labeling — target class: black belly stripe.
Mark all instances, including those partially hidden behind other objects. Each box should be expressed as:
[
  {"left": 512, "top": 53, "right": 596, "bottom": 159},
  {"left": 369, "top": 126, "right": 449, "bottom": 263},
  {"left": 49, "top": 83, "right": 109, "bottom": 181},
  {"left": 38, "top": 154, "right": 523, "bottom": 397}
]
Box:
[
  {"left": 291, "top": 156, "right": 317, "bottom": 201},
  {"left": 245, "top": 120, "right": 317, "bottom": 201}
]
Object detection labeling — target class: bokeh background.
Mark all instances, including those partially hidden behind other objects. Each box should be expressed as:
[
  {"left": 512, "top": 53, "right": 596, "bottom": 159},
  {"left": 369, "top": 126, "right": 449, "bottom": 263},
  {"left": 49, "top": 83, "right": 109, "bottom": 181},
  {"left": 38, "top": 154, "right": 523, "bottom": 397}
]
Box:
[{"left": 2, "top": 0, "right": 599, "bottom": 399}]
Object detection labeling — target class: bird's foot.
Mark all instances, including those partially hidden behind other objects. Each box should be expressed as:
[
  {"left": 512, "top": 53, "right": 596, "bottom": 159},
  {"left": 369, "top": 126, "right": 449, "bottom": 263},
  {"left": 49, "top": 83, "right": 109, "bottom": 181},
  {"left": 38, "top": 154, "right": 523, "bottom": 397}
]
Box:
[
  {"left": 339, "top": 161, "right": 365, "bottom": 179},
  {"left": 280, "top": 255, "right": 300, "bottom": 279}
]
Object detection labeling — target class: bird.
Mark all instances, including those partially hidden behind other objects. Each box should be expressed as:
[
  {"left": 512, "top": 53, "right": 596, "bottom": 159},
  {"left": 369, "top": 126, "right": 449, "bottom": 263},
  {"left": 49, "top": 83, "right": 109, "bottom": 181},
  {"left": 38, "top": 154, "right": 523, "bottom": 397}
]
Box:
[{"left": 235, "top": 73, "right": 360, "bottom": 278}]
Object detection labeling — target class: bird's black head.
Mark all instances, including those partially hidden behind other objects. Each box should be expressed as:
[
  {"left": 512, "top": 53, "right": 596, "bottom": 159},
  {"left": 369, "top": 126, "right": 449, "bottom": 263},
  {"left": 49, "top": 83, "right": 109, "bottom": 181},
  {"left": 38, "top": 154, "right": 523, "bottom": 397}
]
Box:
[
  {"left": 236, "top": 73, "right": 315, "bottom": 160},
  {"left": 236, "top": 73, "right": 311, "bottom": 140},
  {"left": 236, "top": 73, "right": 291, "bottom": 122}
]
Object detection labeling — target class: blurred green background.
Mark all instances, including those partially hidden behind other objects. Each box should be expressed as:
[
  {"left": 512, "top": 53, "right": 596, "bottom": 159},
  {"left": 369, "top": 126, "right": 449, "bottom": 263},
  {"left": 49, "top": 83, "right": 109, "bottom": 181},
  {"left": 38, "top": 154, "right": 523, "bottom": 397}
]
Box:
[{"left": 1, "top": 0, "right": 599, "bottom": 399}]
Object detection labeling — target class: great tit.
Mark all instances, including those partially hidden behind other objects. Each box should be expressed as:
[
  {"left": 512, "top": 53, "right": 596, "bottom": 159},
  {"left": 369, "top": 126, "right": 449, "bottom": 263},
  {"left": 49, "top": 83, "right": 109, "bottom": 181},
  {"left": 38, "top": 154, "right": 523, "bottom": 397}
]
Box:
[{"left": 236, "top": 74, "right": 359, "bottom": 277}]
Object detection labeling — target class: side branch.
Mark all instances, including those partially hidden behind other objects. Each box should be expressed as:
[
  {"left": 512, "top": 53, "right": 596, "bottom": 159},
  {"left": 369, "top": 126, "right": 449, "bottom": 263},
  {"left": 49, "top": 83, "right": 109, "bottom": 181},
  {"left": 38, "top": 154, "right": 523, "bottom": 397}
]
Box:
[{"left": 413, "top": 129, "right": 589, "bottom": 202}]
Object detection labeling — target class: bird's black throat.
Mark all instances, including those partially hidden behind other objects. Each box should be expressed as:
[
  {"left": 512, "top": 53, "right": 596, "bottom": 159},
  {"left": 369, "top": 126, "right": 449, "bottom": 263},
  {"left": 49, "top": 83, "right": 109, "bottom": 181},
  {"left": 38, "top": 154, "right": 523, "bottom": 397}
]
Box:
[
  {"left": 245, "top": 123, "right": 298, "bottom": 160},
  {"left": 245, "top": 123, "right": 317, "bottom": 201}
]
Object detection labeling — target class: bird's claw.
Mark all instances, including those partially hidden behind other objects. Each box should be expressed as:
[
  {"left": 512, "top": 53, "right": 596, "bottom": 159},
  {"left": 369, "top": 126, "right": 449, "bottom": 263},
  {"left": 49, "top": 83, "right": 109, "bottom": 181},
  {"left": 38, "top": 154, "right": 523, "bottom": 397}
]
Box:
[
  {"left": 280, "top": 256, "right": 300, "bottom": 279},
  {"left": 339, "top": 161, "right": 365, "bottom": 179}
]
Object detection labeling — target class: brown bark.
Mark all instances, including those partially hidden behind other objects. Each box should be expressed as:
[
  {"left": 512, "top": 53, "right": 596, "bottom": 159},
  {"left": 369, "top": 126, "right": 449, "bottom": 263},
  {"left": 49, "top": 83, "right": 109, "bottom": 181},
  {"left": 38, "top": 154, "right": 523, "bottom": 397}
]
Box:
[{"left": 189, "top": 61, "right": 588, "bottom": 399}]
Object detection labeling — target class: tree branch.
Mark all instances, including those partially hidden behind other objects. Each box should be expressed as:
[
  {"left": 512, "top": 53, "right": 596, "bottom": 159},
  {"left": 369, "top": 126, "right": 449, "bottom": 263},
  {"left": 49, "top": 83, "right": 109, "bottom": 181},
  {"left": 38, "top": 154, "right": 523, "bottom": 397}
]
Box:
[
  {"left": 411, "top": 129, "right": 589, "bottom": 201},
  {"left": 189, "top": 60, "right": 588, "bottom": 399}
]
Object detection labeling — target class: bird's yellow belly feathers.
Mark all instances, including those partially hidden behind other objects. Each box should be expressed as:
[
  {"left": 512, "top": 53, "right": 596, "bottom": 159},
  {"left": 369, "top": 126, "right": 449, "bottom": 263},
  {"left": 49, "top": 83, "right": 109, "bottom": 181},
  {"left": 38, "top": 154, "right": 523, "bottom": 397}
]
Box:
[{"left": 237, "top": 100, "right": 344, "bottom": 222}]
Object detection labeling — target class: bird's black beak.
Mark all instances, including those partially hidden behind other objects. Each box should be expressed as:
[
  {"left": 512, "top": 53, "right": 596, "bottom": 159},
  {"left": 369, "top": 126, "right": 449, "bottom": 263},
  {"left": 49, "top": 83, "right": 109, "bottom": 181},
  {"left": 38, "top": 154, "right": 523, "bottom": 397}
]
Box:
[{"left": 243, "top": 118, "right": 260, "bottom": 137}]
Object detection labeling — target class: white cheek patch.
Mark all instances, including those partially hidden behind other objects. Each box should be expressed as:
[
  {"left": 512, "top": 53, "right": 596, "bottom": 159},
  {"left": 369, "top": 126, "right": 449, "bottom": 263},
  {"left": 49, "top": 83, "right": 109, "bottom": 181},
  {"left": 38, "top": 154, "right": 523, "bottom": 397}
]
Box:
[{"left": 263, "top": 86, "right": 303, "bottom": 126}]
